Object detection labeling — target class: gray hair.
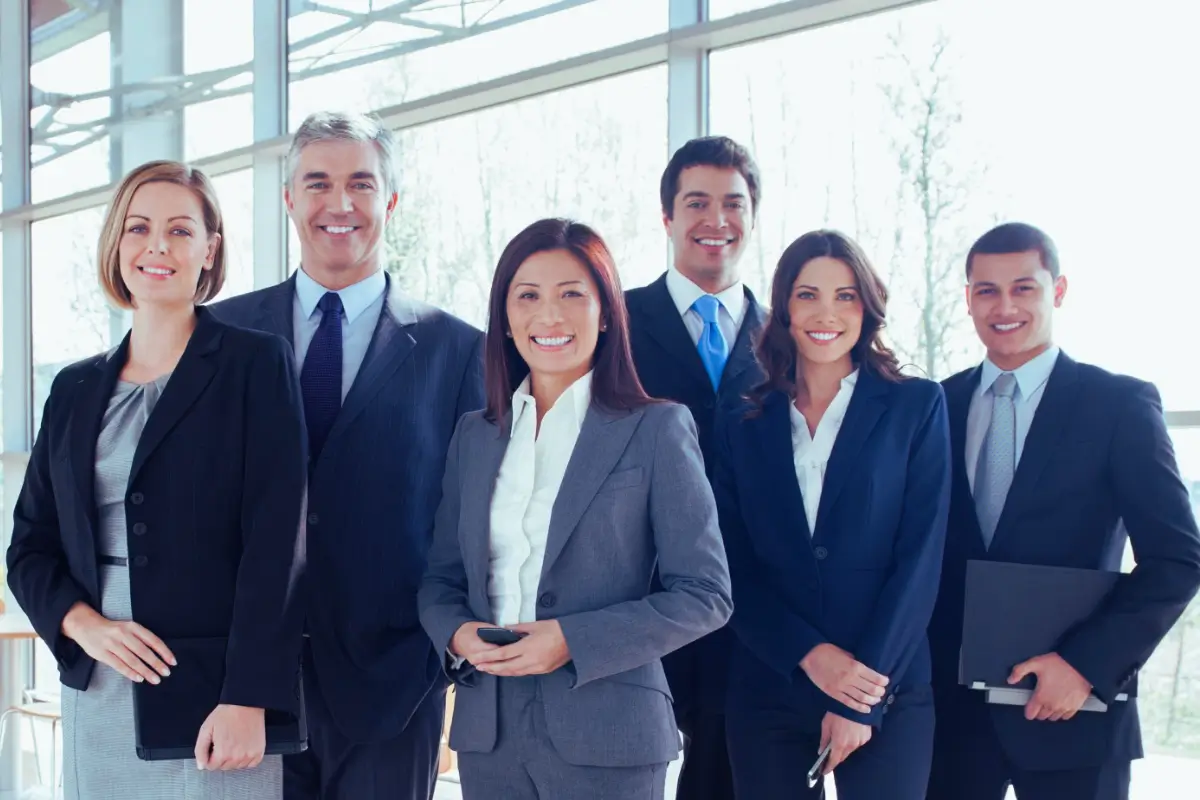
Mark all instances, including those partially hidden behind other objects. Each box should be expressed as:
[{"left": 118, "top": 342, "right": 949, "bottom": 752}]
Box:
[{"left": 285, "top": 110, "right": 398, "bottom": 194}]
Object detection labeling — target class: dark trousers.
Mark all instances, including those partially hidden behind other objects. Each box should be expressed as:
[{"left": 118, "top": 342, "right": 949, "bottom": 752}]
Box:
[
  {"left": 284, "top": 641, "right": 445, "bottom": 800},
  {"left": 674, "top": 706, "right": 736, "bottom": 800},
  {"left": 726, "top": 684, "right": 935, "bottom": 800},
  {"left": 927, "top": 692, "right": 1131, "bottom": 800}
]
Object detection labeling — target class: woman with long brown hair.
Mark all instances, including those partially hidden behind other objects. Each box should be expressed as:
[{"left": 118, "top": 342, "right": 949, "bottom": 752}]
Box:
[
  {"left": 419, "top": 218, "right": 731, "bottom": 799},
  {"left": 713, "top": 229, "right": 951, "bottom": 799}
]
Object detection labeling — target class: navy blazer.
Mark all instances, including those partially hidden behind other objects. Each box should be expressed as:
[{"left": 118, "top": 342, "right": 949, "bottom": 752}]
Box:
[
  {"left": 6, "top": 307, "right": 307, "bottom": 715},
  {"left": 929, "top": 352, "right": 1200, "bottom": 771},
  {"left": 712, "top": 367, "right": 950, "bottom": 728},
  {"left": 625, "top": 273, "right": 766, "bottom": 715},
  {"left": 210, "top": 272, "right": 484, "bottom": 742}
]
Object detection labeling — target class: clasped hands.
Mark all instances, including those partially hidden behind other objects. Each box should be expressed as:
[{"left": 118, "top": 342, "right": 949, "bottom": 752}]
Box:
[
  {"left": 801, "top": 643, "right": 886, "bottom": 774},
  {"left": 450, "top": 620, "right": 571, "bottom": 676}
]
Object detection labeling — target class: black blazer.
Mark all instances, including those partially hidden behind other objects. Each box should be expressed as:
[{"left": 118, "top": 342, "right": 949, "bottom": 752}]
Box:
[
  {"left": 625, "top": 273, "right": 766, "bottom": 715},
  {"left": 6, "top": 307, "right": 308, "bottom": 716},
  {"left": 210, "top": 272, "right": 485, "bottom": 742},
  {"left": 929, "top": 352, "right": 1200, "bottom": 770},
  {"left": 714, "top": 370, "right": 950, "bottom": 728}
]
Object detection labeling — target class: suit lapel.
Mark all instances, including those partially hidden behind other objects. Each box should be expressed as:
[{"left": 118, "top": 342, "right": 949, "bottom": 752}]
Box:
[
  {"left": 540, "top": 405, "right": 643, "bottom": 580},
  {"left": 633, "top": 275, "right": 712, "bottom": 396},
  {"left": 251, "top": 274, "right": 296, "bottom": 348},
  {"left": 128, "top": 309, "right": 222, "bottom": 488},
  {"left": 945, "top": 366, "right": 986, "bottom": 557},
  {"left": 990, "top": 353, "right": 1079, "bottom": 551},
  {"left": 719, "top": 293, "right": 766, "bottom": 393},
  {"left": 69, "top": 343, "right": 127, "bottom": 552},
  {"left": 465, "top": 417, "right": 511, "bottom": 600},
  {"left": 323, "top": 275, "right": 418, "bottom": 452},
  {"left": 813, "top": 369, "right": 888, "bottom": 538},
  {"left": 749, "top": 394, "right": 812, "bottom": 542}
]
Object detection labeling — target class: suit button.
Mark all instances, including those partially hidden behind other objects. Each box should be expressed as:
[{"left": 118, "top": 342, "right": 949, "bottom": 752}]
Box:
[
  {"left": 307, "top": 513, "right": 319, "bottom": 526},
  {"left": 130, "top": 492, "right": 144, "bottom": 505},
  {"left": 814, "top": 546, "right": 828, "bottom": 560},
  {"left": 887, "top": 694, "right": 895, "bottom": 705},
  {"left": 133, "top": 555, "right": 148, "bottom": 567},
  {"left": 538, "top": 592, "right": 557, "bottom": 609},
  {"left": 132, "top": 522, "right": 147, "bottom": 536}
]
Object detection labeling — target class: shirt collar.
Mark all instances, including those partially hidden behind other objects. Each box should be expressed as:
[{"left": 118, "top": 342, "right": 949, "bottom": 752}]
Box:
[
  {"left": 666, "top": 266, "right": 746, "bottom": 327},
  {"left": 295, "top": 267, "right": 387, "bottom": 325},
  {"left": 980, "top": 346, "right": 1060, "bottom": 401},
  {"left": 789, "top": 368, "right": 859, "bottom": 431},
  {"left": 511, "top": 370, "right": 594, "bottom": 435}
]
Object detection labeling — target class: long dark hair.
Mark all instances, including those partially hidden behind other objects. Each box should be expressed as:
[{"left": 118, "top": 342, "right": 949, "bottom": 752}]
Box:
[
  {"left": 748, "top": 229, "right": 903, "bottom": 412},
  {"left": 483, "top": 218, "right": 652, "bottom": 423}
]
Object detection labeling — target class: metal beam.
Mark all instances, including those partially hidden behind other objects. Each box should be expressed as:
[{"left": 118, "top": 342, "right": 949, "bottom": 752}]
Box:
[
  {"left": 667, "top": 0, "right": 707, "bottom": 154},
  {"left": 254, "top": 0, "right": 289, "bottom": 289}
]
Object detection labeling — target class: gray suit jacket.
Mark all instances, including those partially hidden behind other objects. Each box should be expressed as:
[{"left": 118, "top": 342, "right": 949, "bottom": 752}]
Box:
[{"left": 418, "top": 400, "right": 732, "bottom": 767}]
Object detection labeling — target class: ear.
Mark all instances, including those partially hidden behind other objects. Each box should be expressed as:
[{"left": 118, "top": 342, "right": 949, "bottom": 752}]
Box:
[
  {"left": 385, "top": 191, "right": 398, "bottom": 221},
  {"left": 661, "top": 211, "right": 673, "bottom": 235},
  {"left": 964, "top": 282, "right": 974, "bottom": 316},
  {"left": 204, "top": 232, "right": 223, "bottom": 271},
  {"left": 1052, "top": 275, "right": 1068, "bottom": 308}
]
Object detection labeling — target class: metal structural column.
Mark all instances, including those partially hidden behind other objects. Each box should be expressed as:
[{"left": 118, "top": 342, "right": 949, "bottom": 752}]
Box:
[
  {"left": 253, "top": 0, "right": 289, "bottom": 288},
  {"left": 667, "top": 0, "right": 709, "bottom": 155}
]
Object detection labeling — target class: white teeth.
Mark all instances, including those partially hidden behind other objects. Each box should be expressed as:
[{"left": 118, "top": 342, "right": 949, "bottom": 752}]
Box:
[
  {"left": 142, "top": 267, "right": 172, "bottom": 276},
  {"left": 324, "top": 226, "right": 356, "bottom": 234},
  {"left": 533, "top": 336, "right": 573, "bottom": 347},
  {"left": 697, "top": 238, "right": 732, "bottom": 247},
  {"left": 994, "top": 322, "right": 1023, "bottom": 331},
  {"left": 808, "top": 332, "right": 839, "bottom": 341}
]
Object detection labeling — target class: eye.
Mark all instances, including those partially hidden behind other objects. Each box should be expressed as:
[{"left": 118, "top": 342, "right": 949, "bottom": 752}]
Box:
[
  {"left": 306, "top": 182, "right": 328, "bottom": 190},
  {"left": 975, "top": 287, "right": 995, "bottom": 295},
  {"left": 562, "top": 289, "right": 584, "bottom": 298},
  {"left": 687, "top": 201, "right": 705, "bottom": 209},
  {"left": 796, "top": 290, "right": 815, "bottom": 300},
  {"left": 126, "top": 224, "right": 147, "bottom": 234},
  {"left": 837, "top": 292, "right": 858, "bottom": 302},
  {"left": 725, "top": 201, "right": 744, "bottom": 210},
  {"left": 352, "top": 182, "right": 375, "bottom": 190},
  {"left": 172, "top": 228, "right": 193, "bottom": 237},
  {"left": 517, "top": 291, "right": 537, "bottom": 300}
]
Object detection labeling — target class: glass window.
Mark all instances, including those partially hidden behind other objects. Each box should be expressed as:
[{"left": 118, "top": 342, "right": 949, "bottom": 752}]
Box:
[
  {"left": 288, "top": 0, "right": 668, "bottom": 129},
  {"left": 31, "top": 207, "right": 114, "bottom": 431},
  {"left": 708, "top": 0, "right": 1200, "bottom": 409},
  {"left": 183, "top": 0, "right": 255, "bottom": 161},
  {"left": 382, "top": 65, "right": 668, "bottom": 328},
  {"left": 708, "top": 0, "right": 793, "bottom": 18},
  {"left": 210, "top": 169, "right": 254, "bottom": 301}
]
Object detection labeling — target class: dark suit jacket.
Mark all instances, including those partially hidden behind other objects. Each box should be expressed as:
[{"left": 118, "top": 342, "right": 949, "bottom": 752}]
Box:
[
  {"left": 419, "top": 402, "right": 732, "bottom": 767},
  {"left": 210, "top": 272, "right": 484, "bottom": 742},
  {"left": 713, "top": 368, "right": 950, "bottom": 729},
  {"left": 625, "top": 273, "right": 766, "bottom": 715},
  {"left": 929, "top": 352, "right": 1200, "bottom": 770},
  {"left": 6, "top": 307, "right": 307, "bottom": 716}
]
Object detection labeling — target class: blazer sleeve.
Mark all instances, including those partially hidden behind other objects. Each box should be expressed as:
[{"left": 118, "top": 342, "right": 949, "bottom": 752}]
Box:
[
  {"left": 455, "top": 333, "right": 485, "bottom": 421},
  {"left": 831, "top": 386, "right": 951, "bottom": 726},
  {"left": 417, "top": 415, "right": 480, "bottom": 686},
  {"left": 1056, "top": 380, "right": 1200, "bottom": 703},
  {"left": 6, "top": 377, "right": 91, "bottom": 668},
  {"left": 220, "top": 336, "right": 308, "bottom": 713},
  {"left": 711, "top": 410, "right": 829, "bottom": 681},
  {"left": 557, "top": 404, "right": 733, "bottom": 687}
]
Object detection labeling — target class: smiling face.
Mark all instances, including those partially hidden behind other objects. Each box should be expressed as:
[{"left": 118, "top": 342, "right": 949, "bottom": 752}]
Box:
[
  {"left": 285, "top": 138, "right": 397, "bottom": 288},
  {"left": 117, "top": 181, "right": 220, "bottom": 309},
  {"left": 788, "top": 256, "right": 863, "bottom": 372},
  {"left": 663, "top": 165, "right": 753, "bottom": 292},
  {"left": 505, "top": 249, "right": 603, "bottom": 390},
  {"left": 966, "top": 250, "right": 1066, "bottom": 370}
]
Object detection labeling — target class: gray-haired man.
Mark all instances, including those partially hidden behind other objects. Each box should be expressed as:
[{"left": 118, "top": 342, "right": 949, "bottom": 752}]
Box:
[{"left": 211, "top": 111, "right": 484, "bottom": 799}]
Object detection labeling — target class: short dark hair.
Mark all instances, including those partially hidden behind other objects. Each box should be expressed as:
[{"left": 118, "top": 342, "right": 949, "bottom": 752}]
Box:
[
  {"left": 748, "top": 230, "right": 904, "bottom": 413},
  {"left": 660, "top": 136, "right": 761, "bottom": 219},
  {"left": 483, "top": 218, "right": 653, "bottom": 423},
  {"left": 966, "top": 222, "right": 1060, "bottom": 279}
]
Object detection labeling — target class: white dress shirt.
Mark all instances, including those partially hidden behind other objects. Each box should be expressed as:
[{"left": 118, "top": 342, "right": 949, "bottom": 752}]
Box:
[
  {"left": 292, "top": 267, "right": 387, "bottom": 402},
  {"left": 965, "top": 346, "right": 1061, "bottom": 493},
  {"left": 665, "top": 266, "right": 746, "bottom": 348},
  {"left": 789, "top": 370, "right": 859, "bottom": 534},
  {"left": 487, "top": 371, "right": 593, "bottom": 626}
]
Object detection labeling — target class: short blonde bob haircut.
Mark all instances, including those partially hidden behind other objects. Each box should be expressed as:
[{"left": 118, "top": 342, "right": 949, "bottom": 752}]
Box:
[{"left": 98, "top": 160, "right": 226, "bottom": 309}]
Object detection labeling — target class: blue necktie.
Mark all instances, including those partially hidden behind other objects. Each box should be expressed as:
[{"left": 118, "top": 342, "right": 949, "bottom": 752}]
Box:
[
  {"left": 974, "top": 372, "right": 1017, "bottom": 548},
  {"left": 301, "top": 292, "right": 344, "bottom": 458},
  {"left": 691, "top": 295, "right": 729, "bottom": 391}
]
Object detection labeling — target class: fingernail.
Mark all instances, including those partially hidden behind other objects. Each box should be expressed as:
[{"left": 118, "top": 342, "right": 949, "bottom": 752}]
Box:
[
  {"left": 161, "top": 668, "right": 171, "bottom": 677},
  {"left": 150, "top": 676, "right": 161, "bottom": 685},
  {"left": 135, "top": 675, "right": 144, "bottom": 682}
]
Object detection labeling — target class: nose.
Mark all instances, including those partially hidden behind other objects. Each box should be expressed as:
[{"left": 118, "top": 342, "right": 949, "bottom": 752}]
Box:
[
  {"left": 327, "top": 188, "right": 353, "bottom": 213},
  {"left": 997, "top": 291, "right": 1018, "bottom": 316},
  {"left": 537, "top": 297, "right": 565, "bottom": 325},
  {"left": 146, "top": 229, "right": 168, "bottom": 254}
]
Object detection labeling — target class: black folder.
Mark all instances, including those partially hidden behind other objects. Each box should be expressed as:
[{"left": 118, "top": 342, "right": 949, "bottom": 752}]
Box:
[
  {"left": 960, "top": 559, "right": 1133, "bottom": 709},
  {"left": 132, "top": 636, "right": 308, "bottom": 761}
]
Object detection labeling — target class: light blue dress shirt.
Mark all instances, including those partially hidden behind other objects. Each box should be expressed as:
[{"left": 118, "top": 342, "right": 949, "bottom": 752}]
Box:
[
  {"left": 965, "top": 345, "right": 1061, "bottom": 495},
  {"left": 292, "top": 268, "right": 387, "bottom": 402}
]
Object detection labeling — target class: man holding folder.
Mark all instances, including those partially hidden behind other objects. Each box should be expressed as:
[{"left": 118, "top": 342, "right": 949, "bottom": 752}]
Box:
[{"left": 926, "top": 222, "right": 1200, "bottom": 800}]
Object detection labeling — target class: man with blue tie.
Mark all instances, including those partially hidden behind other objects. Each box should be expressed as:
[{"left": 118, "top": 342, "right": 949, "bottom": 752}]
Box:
[
  {"left": 926, "top": 222, "right": 1200, "bottom": 800},
  {"left": 625, "top": 135, "right": 766, "bottom": 800},
  {"left": 211, "top": 110, "right": 484, "bottom": 800}
]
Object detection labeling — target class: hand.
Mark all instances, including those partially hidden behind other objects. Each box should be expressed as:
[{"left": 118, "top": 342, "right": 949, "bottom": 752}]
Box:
[
  {"left": 1008, "top": 652, "right": 1093, "bottom": 721},
  {"left": 819, "top": 712, "right": 872, "bottom": 774},
  {"left": 449, "top": 621, "right": 504, "bottom": 665},
  {"left": 471, "top": 620, "right": 571, "bottom": 676},
  {"left": 195, "top": 704, "right": 266, "bottom": 770},
  {"left": 61, "top": 601, "right": 175, "bottom": 684},
  {"left": 800, "top": 643, "right": 888, "bottom": 714}
]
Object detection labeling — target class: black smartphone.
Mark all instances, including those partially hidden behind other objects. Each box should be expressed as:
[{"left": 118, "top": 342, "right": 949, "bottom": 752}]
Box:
[
  {"left": 476, "top": 627, "right": 527, "bottom": 646},
  {"left": 806, "top": 743, "right": 831, "bottom": 788}
]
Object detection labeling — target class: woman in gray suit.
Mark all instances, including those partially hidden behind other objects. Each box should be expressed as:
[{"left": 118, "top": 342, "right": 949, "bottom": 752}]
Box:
[{"left": 419, "top": 218, "right": 732, "bottom": 799}]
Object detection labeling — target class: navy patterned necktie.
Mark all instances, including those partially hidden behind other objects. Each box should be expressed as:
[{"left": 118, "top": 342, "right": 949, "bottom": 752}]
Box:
[{"left": 301, "top": 292, "right": 344, "bottom": 458}]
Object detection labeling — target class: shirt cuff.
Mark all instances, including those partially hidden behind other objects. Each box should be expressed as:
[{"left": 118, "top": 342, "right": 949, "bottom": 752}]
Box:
[{"left": 447, "top": 649, "right": 466, "bottom": 671}]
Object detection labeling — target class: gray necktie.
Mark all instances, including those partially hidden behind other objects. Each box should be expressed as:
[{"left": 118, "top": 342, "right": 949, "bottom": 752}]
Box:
[{"left": 975, "top": 372, "right": 1017, "bottom": 548}]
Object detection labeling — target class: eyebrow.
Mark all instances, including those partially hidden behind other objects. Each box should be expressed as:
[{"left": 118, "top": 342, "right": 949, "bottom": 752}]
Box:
[
  {"left": 125, "top": 214, "right": 198, "bottom": 224},
  {"left": 796, "top": 284, "right": 858, "bottom": 292},
  {"left": 682, "top": 190, "right": 746, "bottom": 201},
  {"left": 514, "top": 280, "right": 586, "bottom": 288},
  {"left": 301, "top": 170, "right": 378, "bottom": 182}
]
